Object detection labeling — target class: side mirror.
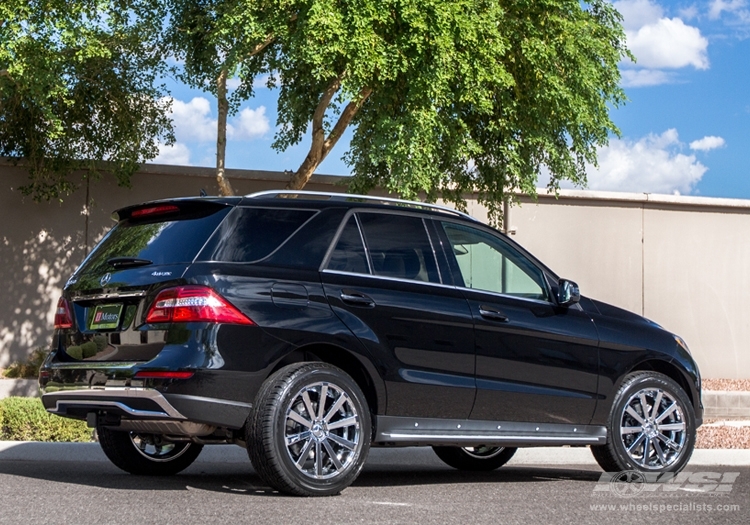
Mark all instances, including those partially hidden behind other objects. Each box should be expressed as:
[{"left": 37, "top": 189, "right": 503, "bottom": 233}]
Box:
[{"left": 557, "top": 279, "right": 580, "bottom": 307}]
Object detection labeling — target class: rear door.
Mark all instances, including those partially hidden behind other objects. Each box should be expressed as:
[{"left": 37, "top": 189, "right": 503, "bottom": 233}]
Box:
[
  {"left": 435, "top": 220, "right": 600, "bottom": 425},
  {"left": 321, "top": 211, "right": 476, "bottom": 419}
]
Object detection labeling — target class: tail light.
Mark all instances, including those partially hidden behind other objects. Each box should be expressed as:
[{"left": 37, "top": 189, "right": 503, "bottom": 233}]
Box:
[
  {"left": 145, "top": 286, "right": 255, "bottom": 325},
  {"left": 54, "top": 297, "right": 74, "bottom": 329}
]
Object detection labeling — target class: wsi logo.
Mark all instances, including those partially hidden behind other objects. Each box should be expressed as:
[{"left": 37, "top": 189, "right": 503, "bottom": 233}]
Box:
[{"left": 594, "top": 471, "right": 741, "bottom": 498}]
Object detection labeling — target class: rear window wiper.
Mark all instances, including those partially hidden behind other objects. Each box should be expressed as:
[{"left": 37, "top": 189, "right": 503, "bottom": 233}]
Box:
[{"left": 107, "top": 257, "right": 153, "bottom": 268}]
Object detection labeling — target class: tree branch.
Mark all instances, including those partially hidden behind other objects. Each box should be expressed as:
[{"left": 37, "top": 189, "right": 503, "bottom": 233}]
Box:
[{"left": 322, "top": 87, "right": 373, "bottom": 157}]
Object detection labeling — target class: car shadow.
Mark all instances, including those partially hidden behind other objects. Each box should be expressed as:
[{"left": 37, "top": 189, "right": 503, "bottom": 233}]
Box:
[{"left": 0, "top": 450, "right": 603, "bottom": 498}]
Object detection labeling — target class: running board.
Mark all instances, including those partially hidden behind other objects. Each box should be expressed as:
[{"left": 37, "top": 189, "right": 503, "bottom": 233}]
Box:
[{"left": 373, "top": 416, "right": 607, "bottom": 447}]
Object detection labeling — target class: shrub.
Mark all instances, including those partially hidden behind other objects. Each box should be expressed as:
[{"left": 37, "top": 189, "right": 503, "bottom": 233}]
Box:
[
  {"left": 67, "top": 346, "right": 83, "bottom": 360},
  {"left": 81, "top": 341, "right": 98, "bottom": 359},
  {"left": 2, "top": 348, "right": 49, "bottom": 378},
  {"left": 0, "top": 397, "right": 92, "bottom": 442}
]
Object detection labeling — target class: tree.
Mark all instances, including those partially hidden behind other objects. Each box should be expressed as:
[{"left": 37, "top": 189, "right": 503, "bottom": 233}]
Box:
[
  {"left": 0, "top": 0, "right": 173, "bottom": 201},
  {"left": 165, "top": 0, "right": 283, "bottom": 196},
  {"left": 267, "top": 0, "right": 630, "bottom": 223}
]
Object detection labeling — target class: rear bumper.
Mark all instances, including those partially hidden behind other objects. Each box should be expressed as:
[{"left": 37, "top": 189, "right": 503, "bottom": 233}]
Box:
[{"left": 42, "top": 388, "right": 251, "bottom": 430}]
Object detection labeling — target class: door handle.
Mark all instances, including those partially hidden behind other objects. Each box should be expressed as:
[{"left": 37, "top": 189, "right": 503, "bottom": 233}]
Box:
[
  {"left": 479, "top": 306, "right": 509, "bottom": 322},
  {"left": 340, "top": 290, "right": 375, "bottom": 308}
]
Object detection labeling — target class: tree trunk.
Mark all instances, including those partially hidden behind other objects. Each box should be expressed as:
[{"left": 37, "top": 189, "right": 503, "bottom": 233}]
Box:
[
  {"left": 287, "top": 84, "right": 373, "bottom": 191},
  {"left": 215, "top": 68, "right": 234, "bottom": 196}
]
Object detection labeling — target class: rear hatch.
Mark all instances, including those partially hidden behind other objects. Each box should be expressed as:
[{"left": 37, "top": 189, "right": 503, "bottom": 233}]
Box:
[{"left": 58, "top": 199, "right": 234, "bottom": 363}]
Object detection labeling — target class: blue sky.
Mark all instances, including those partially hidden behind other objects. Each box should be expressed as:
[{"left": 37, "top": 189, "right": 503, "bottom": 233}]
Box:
[{"left": 152, "top": 0, "right": 750, "bottom": 199}]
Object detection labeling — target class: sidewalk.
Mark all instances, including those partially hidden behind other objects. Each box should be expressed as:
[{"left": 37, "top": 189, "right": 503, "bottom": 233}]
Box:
[{"left": 1, "top": 441, "right": 749, "bottom": 467}]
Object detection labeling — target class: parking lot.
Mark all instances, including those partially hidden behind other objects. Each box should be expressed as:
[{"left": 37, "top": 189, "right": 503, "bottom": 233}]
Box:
[{"left": 0, "top": 446, "right": 746, "bottom": 525}]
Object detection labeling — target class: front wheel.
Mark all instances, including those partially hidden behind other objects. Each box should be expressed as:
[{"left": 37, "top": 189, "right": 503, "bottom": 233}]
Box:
[
  {"left": 98, "top": 427, "right": 203, "bottom": 475},
  {"left": 247, "top": 362, "right": 371, "bottom": 496},
  {"left": 591, "top": 372, "right": 696, "bottom": 474},
  {"left": 433, "top": 445, "right": 517, "bottom": 471}
]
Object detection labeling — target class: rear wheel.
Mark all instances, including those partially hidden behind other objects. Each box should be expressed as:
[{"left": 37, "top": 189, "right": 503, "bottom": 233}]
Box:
[
  {"left": 433, "top": 445, "right": 517, "bottom": 471},
  {"left": 247, "top": 362, "right": 371, "bottom": 496},
  {"left": 98, "top": 427, "right": 203, "bottom": 475},
  {"left": 591, "top": 372, "right": 695, "bottom": 474}
]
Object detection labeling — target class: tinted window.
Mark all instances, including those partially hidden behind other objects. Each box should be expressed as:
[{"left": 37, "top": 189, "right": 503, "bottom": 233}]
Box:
[
  {"left": 358, "top": 213, "right": 440, "bottom": 283},
  {"left": 442, "top": 222, "right": 548, "bottom": 300},
  {"left": 78, "top": 206, "right": 231, "bottom": 278},
  {"left": 202, "top": 207, "right": 315, "bottom": 263},
  {"left": 327, "top": 216, "right": 369, "bottom": 274}
]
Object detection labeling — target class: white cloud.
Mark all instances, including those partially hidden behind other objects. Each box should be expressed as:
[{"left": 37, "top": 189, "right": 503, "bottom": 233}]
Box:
[
  {"left": 614, "top": 0, "right": 663, "bottom": 30},
  {"left": 584, "top": 129, "right": 707, "bottom": 194},
  {"left": 620, "top": 69, "right": 671, "bottom": 87},
  {"left": 150, "top": 142, "right": 192, "bottom": 165},
  {"left": 626, "top": 17, "right": 709, "bottom": 70},
  {"left": 167, "top": 97, "right": 217, "bottom": 142},
  {"left": 709, "top": 0, "right": 747, "bottom": 19},
  {"left": 679, "top": 4, "right": 700, "bottom": 20},
  {"left": 229, "top": 106, "right": 270, "bottom": 140},
  {"left": 226, "top": 78, "right": 242, "bottom": 90},
  {"left": 689, "top": 135, "right": 726, "bottom": 151}
]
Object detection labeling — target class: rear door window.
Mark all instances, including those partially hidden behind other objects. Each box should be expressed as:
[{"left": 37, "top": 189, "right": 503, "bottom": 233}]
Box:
[{"left": 357, "top": 213, "right": 441, "bottom": 284}]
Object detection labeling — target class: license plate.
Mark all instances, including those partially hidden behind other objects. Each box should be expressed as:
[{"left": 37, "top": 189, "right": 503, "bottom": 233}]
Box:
[{"left": 90, "top": 304, "right": 123, "bottom": 330}]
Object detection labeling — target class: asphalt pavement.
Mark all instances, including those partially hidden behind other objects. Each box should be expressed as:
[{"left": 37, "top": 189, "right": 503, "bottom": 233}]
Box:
[{"left": 0, "top": 444, "right": 747, "bottom": 525}]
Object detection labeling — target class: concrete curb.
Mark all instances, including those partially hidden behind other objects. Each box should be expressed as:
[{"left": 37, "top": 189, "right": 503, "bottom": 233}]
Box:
[
  {"left": 0, "top": 379, "right": 38, "bottom": 399},
  {"left": 703, "top": 391, "right": 750, "bottom": 419},
  {"left": 1, "top": 442, "right": 749, "bottom": 467}
]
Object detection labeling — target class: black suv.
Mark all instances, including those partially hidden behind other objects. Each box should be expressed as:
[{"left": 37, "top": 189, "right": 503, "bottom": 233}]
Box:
[{"left": 40, "top": 190, "right": 702, "bottom": 496}]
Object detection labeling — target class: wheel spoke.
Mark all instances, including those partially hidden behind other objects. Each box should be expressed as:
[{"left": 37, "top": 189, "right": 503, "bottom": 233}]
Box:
[
  {"left": 317, "top": 383, "right": 329, "bottom": 420},
  {"left": 302, "top": 390, "right": 317, "bottom": 421},
  {"left": 626, "top": 406, "right": 646, "bottom": 425},
  {"left": 295, "top": 438, "right": 315, "bottom": 468},
  {"left": 315, "top": 441, "right": 323, "bottom": 477},
  {"left": 328, "top": 433, "right": 356, "bottom": 450},
  {"left": 642, "top": 436, "right": 652, "bottom": 462},
  {"left": 651, "top": 391, "right": 663, "bottom": 419},
  {"left": 286, "top": 430, "right": 311, "bottom": 446},
  {"left": 322, "top": 439, "right": 343, "bottom": 470},
  {"left": 327, "top": 416, "right": 358, "bottom": 431},
  {"left": 638, "top": 393, "right": 651, "bottom": 419},
  {"left": 656, "top": 402, "right": 678, "bottom": 423},
  {"left": 653, "top": 439, "right": 667, "bottom": 465},
  {"left": 656, "top": 433, "right": 680, "bottom": 451},
  {"left": 627, "top": 432, "right": 645, "bottom": 453},
  {"left": 621, "top": 425, "right": 643, "bottom": 434},
  {"left": 287, "top": 409, "right": 312, "bottom": 429},
  {"left": 657, "top": 422, "right": 685, "bottom": 432},
  {"left": 323, "top": 392, "right": 348, "bottom": 423}
]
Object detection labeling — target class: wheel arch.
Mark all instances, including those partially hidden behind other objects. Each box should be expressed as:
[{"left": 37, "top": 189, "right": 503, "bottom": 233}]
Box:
[
  {"left": 628, "top": 359, "right": 699, "bottom": 411},
  {"left": 271, "top": 343, "right": 385, "bottom": 417}
]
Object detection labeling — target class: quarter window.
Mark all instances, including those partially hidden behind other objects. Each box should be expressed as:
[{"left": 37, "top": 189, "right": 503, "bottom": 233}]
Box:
[{"left": 442, "top": 222, "right": 548, "bottom": 300}]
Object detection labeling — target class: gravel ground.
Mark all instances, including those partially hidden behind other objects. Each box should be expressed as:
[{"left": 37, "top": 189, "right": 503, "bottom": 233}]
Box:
[{"left": 702, "top": 378, "right": 750, "bottom": 391}]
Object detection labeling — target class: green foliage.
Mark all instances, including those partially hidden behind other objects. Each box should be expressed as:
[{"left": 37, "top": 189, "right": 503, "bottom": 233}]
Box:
[
  {"left": 81, "top": 341, "right": 98, "bottom": 359},
  {"left": 0, "top": 0, "right": 174, "bottom": 201},
  {"left": 0, "top": 397, "right": 92, "bottom": 442},
  {"left": 2, "top": 348, "right": 48, "bottom": 378},
  {"left": 165, "top": 0, "right": 629, "bottom": 223},
  {"left": 66, "top": 346, "right": 83, "bottom": 360}
]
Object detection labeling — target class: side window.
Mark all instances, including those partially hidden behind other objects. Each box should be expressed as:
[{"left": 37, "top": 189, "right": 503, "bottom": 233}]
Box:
[
  {"left": 441, "top": 222, "right": 549, "bottom": 301},
  {"left": 327, "top": 216, "right": 369, "bottom": 274},
  {"left": 202, "top": 207, "right": 315, "bottom": 263},
  {"left": 358, "top": 213, "right": 441, "bottom": 283}
]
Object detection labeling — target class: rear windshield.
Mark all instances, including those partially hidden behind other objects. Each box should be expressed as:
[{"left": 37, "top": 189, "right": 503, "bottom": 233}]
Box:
[{"left": 76, "top": 206, "right": 231, "bottom": 277}]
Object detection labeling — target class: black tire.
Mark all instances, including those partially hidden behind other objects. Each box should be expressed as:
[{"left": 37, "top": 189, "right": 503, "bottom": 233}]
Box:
[
  {"left": 433, "top": 445, "right": 517, "bottom": 471},
  {"left": 98, "top": 427, "right": 203, "bottom": 476},
  {"left": 591, "top": 371, "right": 695, "bottom": 474},
  {"left": 247, "top": 362, "right": 371, "bottom": 496}
]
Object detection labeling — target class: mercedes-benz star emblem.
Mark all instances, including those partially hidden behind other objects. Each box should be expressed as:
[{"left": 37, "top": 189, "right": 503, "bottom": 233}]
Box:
[{"left": 100, "top": 273, "right": 111, "bottom": 287}]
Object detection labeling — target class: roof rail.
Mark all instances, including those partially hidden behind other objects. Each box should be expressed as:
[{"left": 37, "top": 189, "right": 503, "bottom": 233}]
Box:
[{"left": 245, "top": 190, "right": 479, "bottom": 222}]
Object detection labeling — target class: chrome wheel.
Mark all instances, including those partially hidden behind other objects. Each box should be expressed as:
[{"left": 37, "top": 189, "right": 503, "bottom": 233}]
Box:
[
  {"left": 129, "top": 433, "right": 192, "bottom": 462},
  {"left": 619, "top": 387, "right": 687, "bottom": 469},
  {"left": 283, "top": 381, "right": 362, "bottom": 480},
  {"left": 462, "top": 446, "right": 507, "bottom": 459}
]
